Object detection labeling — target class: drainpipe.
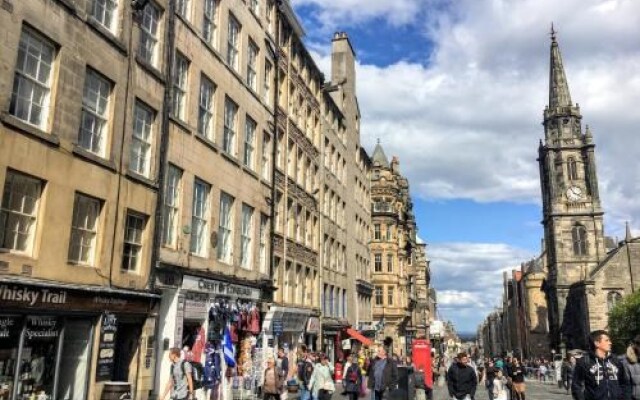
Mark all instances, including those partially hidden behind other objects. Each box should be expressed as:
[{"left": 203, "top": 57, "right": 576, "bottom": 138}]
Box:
[{"left": 148, "top": 0, "right": 176, "bottom": 397}]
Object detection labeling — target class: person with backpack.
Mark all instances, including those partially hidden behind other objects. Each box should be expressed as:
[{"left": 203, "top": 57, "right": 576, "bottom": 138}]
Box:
[
  {"left": 162, "top": 348, "right": 194, "bottom": 400},
  {"left": 296, "top": 346, "right": 315, "bottom": 400},
  {"left": 343, "top": 354, "right": 363, "bottom": 400}
]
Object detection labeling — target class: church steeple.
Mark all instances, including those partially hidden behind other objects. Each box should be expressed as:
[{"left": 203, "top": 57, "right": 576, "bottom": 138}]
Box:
[{"left": 549, "top": 25, "right": 573, "bottom": 109}]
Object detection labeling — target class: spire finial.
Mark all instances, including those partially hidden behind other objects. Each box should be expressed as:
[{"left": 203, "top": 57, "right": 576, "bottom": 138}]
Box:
[
  {"left": 626, "top": 221, "right": 633, "bottom": 242},
  {"left": 550, "top": 22, "right": 557, "bottom": 42}
]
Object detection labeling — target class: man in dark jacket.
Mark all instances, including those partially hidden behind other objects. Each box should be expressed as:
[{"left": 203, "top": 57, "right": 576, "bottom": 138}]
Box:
[
  {"left": 621, "top": 335, "right": 640, "bottom": 400},
  {"left": 367, "top": 347, "right": 399, "bottom": 400},
  {"left": 447, "top": 352, "right": 477, "bottom": 400},
  {"left": 572, "top": 330, "right": 626, "bottom": 400}
]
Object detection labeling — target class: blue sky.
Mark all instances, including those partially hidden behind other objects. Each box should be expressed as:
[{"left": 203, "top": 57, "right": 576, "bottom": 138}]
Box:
[{"left": 292, "top": 0, "right": 640, "bottom": 333}]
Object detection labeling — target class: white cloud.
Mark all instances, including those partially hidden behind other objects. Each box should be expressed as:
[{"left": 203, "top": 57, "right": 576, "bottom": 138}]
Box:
[{"left": 302, "top": 0, "right": 640, "bottom": 236}]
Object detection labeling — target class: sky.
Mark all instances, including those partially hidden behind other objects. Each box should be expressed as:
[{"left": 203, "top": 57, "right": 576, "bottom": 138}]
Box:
[{"left": 291, "top": 0, "right": 640, "bottom": 333}]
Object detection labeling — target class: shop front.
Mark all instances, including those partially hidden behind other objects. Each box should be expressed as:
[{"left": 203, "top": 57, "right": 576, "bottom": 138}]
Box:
[
  {"left": 155, "top": 273, "right": 265, "bottom": 400},
  {"left": 0, "top": 279, "right": 157, "bottom": 400},
  {"left": 262, "top": 306, "right": 316, "bottom": 374},
  {"left": 321, "top": 318, "right": 350, "bottom": 363}
]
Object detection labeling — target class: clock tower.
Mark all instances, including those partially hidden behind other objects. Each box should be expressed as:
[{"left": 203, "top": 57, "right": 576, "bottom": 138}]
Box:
[{"left": 538, "top": 29, "right": 606, "bottom": 349}]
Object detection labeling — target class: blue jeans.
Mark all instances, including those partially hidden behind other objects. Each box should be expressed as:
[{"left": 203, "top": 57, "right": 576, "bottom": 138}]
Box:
[{"left": 299, "top": 388, "right": 312, "bottom": 400}]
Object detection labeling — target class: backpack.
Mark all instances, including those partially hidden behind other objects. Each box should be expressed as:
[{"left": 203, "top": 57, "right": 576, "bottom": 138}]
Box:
[
  {"left": 347, "top": 367, "right": 358, "bottom": 383},
  {"left": 172, "top": 360, "right": 205, "bottom": 390},
  {"left": 297, "top": 360, "right": 314, "bottom": 387}
]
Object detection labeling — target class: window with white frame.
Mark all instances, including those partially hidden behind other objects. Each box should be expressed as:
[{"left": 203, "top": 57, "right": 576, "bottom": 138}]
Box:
[
  {"left": 130, "top": 101, "right": 155, "bottom": 177},
  {"left": 162, "top": 164, "right": 182, "bottom": 247},
  {"left": 10, "top": 27, "right": 56, "bottom": 129},
  {"left": 68, "top": 193, "right": 101, "bottom": 265},
  {"left": 172, "top": 53, "right": 189, "bottom": 120},
  {"left": 223, "top": 97, "right": 238, "bottom": 155},
  {"left": 217, "top": 192, "right": 234, "bottom": 263},
  {"left": 79, "top": 69, "right": 112, "bottom": 157},
  {"left": 203, "top": 0, "right": 218, "bottom": 46},
  {"left": 265, "top": 0, "right": 273, "bottom": 34},
  {"left": 227, "top": 14, "right": 240, "bottom": 71},
  {"left": 247, "top": 40, "right": 258, "bottom": 91},
  {"left": 0, "top": 171, "right": 43, "bottom": 254},
  {"left": 374, "top": 286, "right": 383, "bottom": 306},
  {"left": 261, "top": 133, "right": 271, "bottom": 181},
  {"left": 138, "top": 2, "right": 160, "bottom": 66},
  {"left": 259, "top": 214, "right": 268, "bottom": 274},
  {"left": 190, "top": 178, "right": 210, "bottom": 256},
  {"left": 176, "top": 0, "right": 190, "bottom": 20},
  {"left": 240, "top": 203, "right": 253, "bottom": 269},
  {"left": 122, "top": 212, "right": 146, "bottom": 272},
  {"left": 387, "top": 253, "right": 393, "bottom": 272},
  {"left": 198, "top": 75, "right": 215, "bottom": 140},
  {"left": 387, "top": 286, "right": 394, "bottom": 306},
  {"left": 263, "top": 60, "right": 272, "bottom": 104},
  {"left": 91, "top": 0, "right": 119, "bottom": 32},
  {"left": 374, "top": 253, "right": 382, "bottom": 272},
  {"left": 243, "top": 116, "right": 256, "bottom": 169}
]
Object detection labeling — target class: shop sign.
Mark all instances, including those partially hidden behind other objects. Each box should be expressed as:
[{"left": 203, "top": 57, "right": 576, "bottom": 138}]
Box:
[
  {"left": 181, "top": 276, "right": 261, "bottom": 300},
  {"left": 306, "top": 317, "right": 320, "bottom": 335},
  {"left": 174, "top": 295, "right": 185, "bottom": 347},
  {"left": 25, "top": 316, "right": 59, "bottom": 340},
  {"left": 96, "top": 313, "right": 117, "bottom": 381},
  {"left": 0, "top": 316, "right": 22, "bottom": 340},
  {"left": 272, "top": 319, "right": 283, "bottom": 336},
  {"left": 183, "top": 292, "right": 208, "bottom": 320},
  {"left": 0, "top": 283, "right": 153, "bottom": 313}
]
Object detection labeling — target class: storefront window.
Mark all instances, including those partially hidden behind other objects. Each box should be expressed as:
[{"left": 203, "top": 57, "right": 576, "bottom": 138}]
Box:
[
  {"left": 57, "top": 320, "right": 93, "bottom": 400},
  {"left": 17, "top": 316, "right": 61, "bottom": 400},
  {"left": 0, "top": 316, "right": 23, "bottom": 400}
]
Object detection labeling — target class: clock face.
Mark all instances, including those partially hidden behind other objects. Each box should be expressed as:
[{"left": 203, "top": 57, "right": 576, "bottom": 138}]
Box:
[{"left": 566, "top": 185, "right": 584, "bottom": 201}]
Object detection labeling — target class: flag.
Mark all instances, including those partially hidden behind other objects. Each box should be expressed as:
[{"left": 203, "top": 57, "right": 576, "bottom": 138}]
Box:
[{"left": 222, "top": 325, "right": 236, "bottom": 367}]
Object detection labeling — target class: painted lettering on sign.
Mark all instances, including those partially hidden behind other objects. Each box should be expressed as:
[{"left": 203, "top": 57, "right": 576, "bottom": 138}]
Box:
[{"left": 0, "top": 285, "right": 67, "bottom": 306}]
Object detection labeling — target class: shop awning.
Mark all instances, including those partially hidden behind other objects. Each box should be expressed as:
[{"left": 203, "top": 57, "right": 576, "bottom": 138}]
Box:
[{"left": 345, "top": 328, "right": 373, "bottom": 346}]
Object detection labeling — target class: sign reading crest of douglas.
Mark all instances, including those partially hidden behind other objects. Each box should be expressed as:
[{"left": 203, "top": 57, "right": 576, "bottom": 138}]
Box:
[{"left": 181, "top": 276, "right": 260, "bottom": 300}]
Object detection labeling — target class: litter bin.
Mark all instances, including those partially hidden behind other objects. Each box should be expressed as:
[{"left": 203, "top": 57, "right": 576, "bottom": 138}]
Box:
[
  {"left": 388, "top": 366, "right": 415, "bottom": 400},
  {"left": 101, "top": 382, "right": 131, "bottom": 400}
]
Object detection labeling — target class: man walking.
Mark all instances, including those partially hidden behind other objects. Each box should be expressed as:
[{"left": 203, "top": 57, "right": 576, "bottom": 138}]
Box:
[
  {"left": 447, "top": 352, "right": 477, "bottom": 400},
  {"left": 367, "top": 347, "right": 399, "bottom": 400},
  {"left": 162, "top": 348, "right": 194, "bottom": 400},
  {"left": 296, "top": 345, "right": 315, "bottom": 400},
  {"left": 484, "top": 360, "right": 498, "bottom": 400},
  {"left": 572, "top": 330, "right": 625, "bottom": 400}
]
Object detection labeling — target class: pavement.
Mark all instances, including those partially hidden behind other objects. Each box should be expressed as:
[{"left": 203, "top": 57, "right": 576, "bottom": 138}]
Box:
[{"left": 432, "top": 380, "right": 573, "bottom": 400}]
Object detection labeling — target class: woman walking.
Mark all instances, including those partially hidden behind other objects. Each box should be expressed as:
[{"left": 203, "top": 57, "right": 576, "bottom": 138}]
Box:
[
  {"left": 309, "top": 354, "right": 335, "bottom": 400},
  {"left": 343, "top": 355, "right": 362, "bottom": 400},
  {"left": 263, "top": 358, "right": 283, "bottom": 400},
  {"left": 511, "top": 358, "right": 526, "bottom": 400},
  {"left": 492, "top": 370, "right": 508, "bottom": 400}
]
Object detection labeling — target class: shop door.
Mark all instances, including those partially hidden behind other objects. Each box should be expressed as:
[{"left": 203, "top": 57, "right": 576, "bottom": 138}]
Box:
[
  {"left": 57, "top": 319, "right": 93, "bottom": 400},
  {"left": 112, "top": 323, "right": 141, "bottom": 382}
]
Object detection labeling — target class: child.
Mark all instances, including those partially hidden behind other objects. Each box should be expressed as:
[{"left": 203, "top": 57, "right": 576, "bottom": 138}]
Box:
[{"left": 493, "top": 370, "right": 508, "bottom": 400}]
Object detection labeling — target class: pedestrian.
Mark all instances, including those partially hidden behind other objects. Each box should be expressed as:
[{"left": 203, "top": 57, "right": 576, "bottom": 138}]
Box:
[
  {"left": 278, "top": 347, "right": 290, "bottom": 380},
  {"left": 539, "top": 363, "right": 547, "bottom": 383},
  {"left": 366, "top": 347, "right": 399, "bottom": 400},
  {"left": 447, "top": 352, "right": 477, "bottom": 400},
  {"left": 309, "top": 354, "right": 335, "bottom": 400},
  {"left": 263, "top": 357, "right": 283, "bottom": 400},
  {"left": 296, "top": 346, "right": 315, "bottom": 400},
  {"left": 484, "top": 360, "right": 498, "bottom": 400},
  {"left": 572, "top": 330, "right": 625, "bottom": 400},
  {"left": 343, "top": 354, "right": 363, "bottom": 400},
  {"left": 561, "top": 356, "right": 574, "bottom": 395},
  {"left": 162, "top": 348, "right": 194, "bottom": 400},
  {"left": 493, "top": 370, "right": 508, "bottom": 400},
  {"left": 415, "top": 368, "right": 428, "bottom": 400},
  {"left": 621, "top": 334, "right": 640, "bottom": 400},
  {"left": 511, "top": 358, "right": 526, "bottom": 400}
]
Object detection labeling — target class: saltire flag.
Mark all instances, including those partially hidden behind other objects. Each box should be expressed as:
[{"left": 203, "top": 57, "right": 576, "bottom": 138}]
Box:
[{"left": 222, "top": 325, "right": 236, "bottom": 367}]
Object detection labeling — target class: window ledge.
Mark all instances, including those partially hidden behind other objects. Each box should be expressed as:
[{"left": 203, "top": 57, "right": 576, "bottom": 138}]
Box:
[
  {"left": 135, "top": 55, "right": 165, "bottom": 83},
  {"left": 194, "top": 134, "right": 219, "bottom": 153},
  {"left": 0, "top": 113, "right": 60, "bottom": 147},
  {"left": 54, "top": 0, "right": 77, "bottom": 14},
  {"left": 67, "top": 260, "right": 95, "bottom": 268},
  {"left": 126, "top": 170, "right": 159, "bottom": 190},
  {"left": 221, "top": 151, "right": 241, "bottom": 167},
  {"left": 86, "top": 17, "right": 128, "bottom": 56},
  {"left": 72, "top": 145, "right": 118, "bottom": 172},
  {"left": 169, "top": 115, "right": 192, "bottom": 134},
  {"left": 242, "top": 166, "right": 260, "bottom": 181}
]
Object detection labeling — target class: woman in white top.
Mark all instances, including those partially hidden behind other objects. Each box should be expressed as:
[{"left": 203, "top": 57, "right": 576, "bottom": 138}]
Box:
[{"left": 493, "top": 370, "right": 508, "bottom": 400}]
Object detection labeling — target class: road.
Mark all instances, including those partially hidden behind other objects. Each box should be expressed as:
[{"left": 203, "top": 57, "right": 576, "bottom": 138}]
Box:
[{"left": 432, "top": 380, "right": 572, "bottom": 400}]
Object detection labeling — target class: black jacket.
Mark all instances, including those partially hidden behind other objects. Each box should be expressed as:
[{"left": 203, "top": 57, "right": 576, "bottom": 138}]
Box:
[
  {"left": 447, "top": 363, "right": 477, "bottom": 400},
  {"left": 572, "top": 352, "right": 626, "bottom": 400},
  {"left": 367, "top": 357, "right": 399, "bottom": 392}
]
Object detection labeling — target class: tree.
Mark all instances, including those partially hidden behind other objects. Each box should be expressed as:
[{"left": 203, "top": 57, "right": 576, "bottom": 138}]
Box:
[{"left": 608, "top": 290, "right": 640, "bottom": 354}]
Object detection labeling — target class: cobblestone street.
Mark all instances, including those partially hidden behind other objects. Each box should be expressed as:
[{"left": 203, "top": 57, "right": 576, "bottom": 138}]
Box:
[{"left": 432, "top": 381, "right": 573, "bottom": 400}]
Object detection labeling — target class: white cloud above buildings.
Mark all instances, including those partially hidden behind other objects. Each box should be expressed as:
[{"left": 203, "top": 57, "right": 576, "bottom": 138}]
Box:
[{"left": 294, "top": 0, "right": 640, "bottom": 331}]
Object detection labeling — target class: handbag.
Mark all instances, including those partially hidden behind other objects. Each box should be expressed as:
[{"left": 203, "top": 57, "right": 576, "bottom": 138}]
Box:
[{"left": 322, "top": 379, "right": 335, "bottom": 392}]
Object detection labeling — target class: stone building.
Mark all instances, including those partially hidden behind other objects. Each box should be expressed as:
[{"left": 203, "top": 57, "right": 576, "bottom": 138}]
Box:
[
  {"left": 538, "top": 32, "right": 640, "bottom": 350},
  {"left": 0, "top": 0, "right": 162, "bottom": 399},
  {"left": 520, "top": 256, "right": 551, "bottom": 358},
  {"left": 369, "top": 145, "right": 425, "bottom": 355}
]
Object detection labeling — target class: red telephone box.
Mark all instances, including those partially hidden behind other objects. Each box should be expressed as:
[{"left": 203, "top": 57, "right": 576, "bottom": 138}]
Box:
[{"left": 412, "top": 339, "right": 433, "bottom": 388}]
